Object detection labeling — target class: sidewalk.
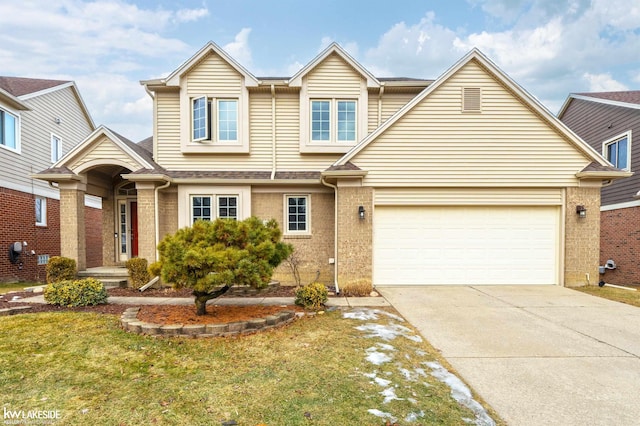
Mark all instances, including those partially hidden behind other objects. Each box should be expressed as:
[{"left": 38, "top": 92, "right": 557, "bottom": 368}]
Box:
[{"left": 15, "top": 294, "right": 390, "bottom": 308}]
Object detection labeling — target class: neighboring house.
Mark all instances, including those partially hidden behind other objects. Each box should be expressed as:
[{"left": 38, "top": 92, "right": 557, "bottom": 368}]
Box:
[
  {"left": 0, "top": 76, "right": 100, "bottom": 282},
  {"left": 559, "top": 91, "right": 640, "bottom": 285},
  {"left": 34, "top": 42, "right": 629, "bottom": 288}
]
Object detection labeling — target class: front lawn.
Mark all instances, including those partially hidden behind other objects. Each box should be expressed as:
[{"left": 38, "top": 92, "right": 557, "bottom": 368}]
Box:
[
  {"left": 0, "top": 309, "right": 501, "bottom": 425},
  {"left": 574, "top": 285, "right": 640, "bottom": 308}
]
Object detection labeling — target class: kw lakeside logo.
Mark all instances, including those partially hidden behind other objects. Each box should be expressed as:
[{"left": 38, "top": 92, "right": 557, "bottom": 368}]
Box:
[{"left": 3, "top": 407, "right": 60, "bottom": 425}]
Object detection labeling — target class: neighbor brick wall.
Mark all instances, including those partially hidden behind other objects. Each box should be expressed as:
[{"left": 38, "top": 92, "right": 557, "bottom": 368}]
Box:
[
  {"left": 600, "top": 206, "right": 640, "bottom": 285},
  {"left": 336, "top": 185, "right": 373, "bottom": 286},
  {"left": 252, "top": 191, "right": 335, "bottom": 286},
  {"left": 0, "top": 187, "right": 59, "bottom": 282},
  {"left": 564, "top": 186, "right": 601, "bottom": 287}
]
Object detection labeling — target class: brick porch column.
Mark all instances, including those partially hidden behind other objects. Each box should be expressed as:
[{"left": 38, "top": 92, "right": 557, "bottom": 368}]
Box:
[
  {"left": 134, "top": 182, "right": 158, "bottom": 263},
  {"left": 58, "top": 181, "right": 87, "bottom": 271},
  {"left": 336, "top": 182, "right": 373, "bottom": 286}
]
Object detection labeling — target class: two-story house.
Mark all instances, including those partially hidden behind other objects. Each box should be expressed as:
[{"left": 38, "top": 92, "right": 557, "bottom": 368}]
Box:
[
  {"left": 34, "top": 42, "right": 629, "bottom": 288},
  {"left": 559, "top": 91, "right": 640, "bottom": 285},
  {"left": 0, "top": 77, "right": 100, "bottom": 282}
]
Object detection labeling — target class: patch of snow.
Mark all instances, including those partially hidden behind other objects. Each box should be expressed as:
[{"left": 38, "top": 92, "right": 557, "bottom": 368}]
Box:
[
  {"left": 363, "top": 372, "right": 377, "bottom": 379},
  {"left": 374, "top": 377, "right": 392, "bottom": 387},
  {"left": 425, "top": 362, "right": 495, "bottom": 426},
  {"left": 367, "top": 409, "right": 396, "bottom": 422},
  {"left": 405, "top": 410, "right": 425, "bottom": 422},
  {"left": 380, "top": 387, "right": 403, "bottom": 404},
  {"left": 343, "top": 308, "right": 405, "bottom": 322},
  {"left": 356, "top": 323, "right": 422, "bottom": 342},
  {"left": 366, "top": 347, "right": 393, "bottom": 365}
]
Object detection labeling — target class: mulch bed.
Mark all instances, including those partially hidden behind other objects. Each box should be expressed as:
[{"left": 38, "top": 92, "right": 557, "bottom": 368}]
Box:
[{"left": 136, "top": 304, "right": 304, "bottom": 325}]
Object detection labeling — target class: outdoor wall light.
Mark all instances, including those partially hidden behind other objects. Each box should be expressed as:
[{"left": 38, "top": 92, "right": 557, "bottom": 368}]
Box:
[
  {"left": 358, "top": 205, "right": 365, "bottom": 220},
  {"left": 576, "top": 205, "right": 587, "bottom": 218}
]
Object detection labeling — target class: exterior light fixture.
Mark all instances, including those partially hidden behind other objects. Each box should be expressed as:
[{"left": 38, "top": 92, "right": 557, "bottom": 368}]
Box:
[
  {"left": 358, "top": 205, "right": 365, "bottom": 220},
  {"left": 576, "top": 205, "right": 587, "bottom": 218}
]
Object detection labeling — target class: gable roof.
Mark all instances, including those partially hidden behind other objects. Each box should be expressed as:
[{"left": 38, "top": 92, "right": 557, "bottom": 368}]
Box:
[
  {"left": 0, "top": 76, "right": 70, "bottom": 97},
  {"left": 0, "top": 87, "right": 30, "bottom": 111},
  {"left": 558, "top": 91, "right": 640, "bottom": 117},
  {"left": 288, "top": 42, "right": 380, "bottom": 88},
  {"left": 161, "top": 41, "right": 259, "bottom": 88},
  {"left": 333, "top": 48, "right": 610, "bottom": 169}
]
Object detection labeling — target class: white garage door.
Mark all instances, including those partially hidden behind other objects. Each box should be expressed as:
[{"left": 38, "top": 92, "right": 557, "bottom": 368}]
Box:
[{"left": 374, "top": 206, "right": 559, "bottom": 285}]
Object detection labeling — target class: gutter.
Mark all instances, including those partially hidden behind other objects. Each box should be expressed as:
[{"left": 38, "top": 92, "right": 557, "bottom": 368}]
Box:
[{"left": 320, "top": 177, "right": 339, "bottom": 294}]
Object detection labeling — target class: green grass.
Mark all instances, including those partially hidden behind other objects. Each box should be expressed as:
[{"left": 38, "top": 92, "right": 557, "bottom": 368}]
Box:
[
  {"left": 0, "top": 282, "right": 35, "bottom": 294},
  {"left": 574, "top": 285, "right": 640, "bottom": 308},
  {"left": 0, "top": 309, "right": 502, "bottom": 425}
]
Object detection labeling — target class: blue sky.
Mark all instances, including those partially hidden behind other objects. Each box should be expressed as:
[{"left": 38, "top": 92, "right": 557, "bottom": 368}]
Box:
[{"left": 1, "top": 0, "right": 638, "bottom": 141}]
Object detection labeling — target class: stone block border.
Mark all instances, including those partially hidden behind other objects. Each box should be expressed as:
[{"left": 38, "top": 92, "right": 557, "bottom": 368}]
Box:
[
  {"left": 120, "top": 307, "right": 305, "bottom": 338},
  {"left": 0, "top": 306, "right": 33, "bottom": 316}
]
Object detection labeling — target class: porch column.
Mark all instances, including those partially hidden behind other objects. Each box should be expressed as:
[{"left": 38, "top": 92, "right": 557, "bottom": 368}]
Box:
[
  {"left": 59, "top": 181, "right": 87, "bottom": 271},
  {"left": 564, "top": 186, "right": 601, "bottom": 287},
  {"left": 135, "top": 182, "right": 158, "bottom": 263},
  {"left": 336, "top": 180, "right": 373, "bottom": 286}
]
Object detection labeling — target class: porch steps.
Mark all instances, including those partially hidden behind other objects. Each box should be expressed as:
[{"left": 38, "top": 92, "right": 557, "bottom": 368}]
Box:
[{"left": 78, "top": 267, "right": 129, "bottom": 288}]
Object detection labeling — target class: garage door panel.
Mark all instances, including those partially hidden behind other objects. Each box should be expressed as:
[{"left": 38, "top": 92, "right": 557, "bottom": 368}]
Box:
[{"left": 373, "top": 206, "right": 559, "bottom": 285}]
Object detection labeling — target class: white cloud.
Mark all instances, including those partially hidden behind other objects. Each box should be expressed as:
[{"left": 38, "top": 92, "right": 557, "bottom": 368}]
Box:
[
  {"left": 224, "top": 28, "right": 253, "bottom": 68},
  {"left": 582, "top": 73, "right": 628, "bottom": 92},
  {"left": 175, "top": 7, "right": 209, "bottom": 23}
]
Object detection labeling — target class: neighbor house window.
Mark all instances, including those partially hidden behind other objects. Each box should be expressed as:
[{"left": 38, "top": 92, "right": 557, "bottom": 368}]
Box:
[
  {"left": 286, "top": 195, "right": 309, "bottom": 234},
  {"left": 51, "top": 134, "right": 62, "bottom": 162},
  {"left": 310, "top": 100, "right": 356, "bottom": 143},
  {"left": 0, "top": 108, "right": 18, "bottom": 150},
  {"left": 35, "top": 196, "right": 46, "bottom": 226},
  {"left": 217, "top": 196, "right": 238, "bottom": 220},
  {"left": 604, "top": 132, "right": 631, "bottom": 170},
  {"left": 37, "top": 254, "right": 50, "bottom": 265},
  {"left": 191, "top": 96, "right": 238, "bottom": 143},
  {"left": 191, "top": 196, "right": 212, "bottom": 223}
]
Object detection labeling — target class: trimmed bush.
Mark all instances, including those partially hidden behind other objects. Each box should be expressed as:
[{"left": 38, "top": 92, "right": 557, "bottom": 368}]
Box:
[
  {"left": 341, "top": 278, "right": 373, "bottom": 297},
  {"left": 126, "top": 258, "right": 150, "bottom": 289},
  {"left": 295, "top": 282, "right": 328, "bottom": 310},
  {"left": 46, "top": 256, "right": 76, "bottom": 284},
  {"left": 44, "top": 278, "right": 108, "bottom": 307}
]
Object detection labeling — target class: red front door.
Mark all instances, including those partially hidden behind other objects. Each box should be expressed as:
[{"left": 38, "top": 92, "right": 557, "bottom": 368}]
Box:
[{"left": 131, "top": 201, "right": 138, "bottom": 258}]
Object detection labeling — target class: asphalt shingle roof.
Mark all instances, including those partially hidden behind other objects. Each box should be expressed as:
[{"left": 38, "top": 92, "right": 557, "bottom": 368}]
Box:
[{"left": 0, "top": 76, "right": 70, "bottom": 97}]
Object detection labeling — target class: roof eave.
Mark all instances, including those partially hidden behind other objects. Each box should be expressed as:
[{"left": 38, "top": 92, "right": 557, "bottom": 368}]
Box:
[{"left": 575, "top": 170, "right": 633, "bottom": 180}]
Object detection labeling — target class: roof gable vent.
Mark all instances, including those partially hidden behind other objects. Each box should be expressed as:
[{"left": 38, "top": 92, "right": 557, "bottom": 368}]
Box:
[{"left": 462, "top": 87, "right": 481, "bottom": 112}]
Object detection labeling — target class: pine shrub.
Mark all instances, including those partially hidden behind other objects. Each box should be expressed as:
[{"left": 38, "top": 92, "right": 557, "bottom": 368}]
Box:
[{"left": 125, "top": 258, "right": 150, "bottom": 289}]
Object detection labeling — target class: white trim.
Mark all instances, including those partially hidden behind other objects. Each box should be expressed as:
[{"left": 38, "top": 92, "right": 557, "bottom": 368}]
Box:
[
  {"left": 178, "top": 185, "right": 251, "bottom": 228},
  {"left": 559, "top": 94, "right": 640, "bottom": 117},
  {"left": 0, "top": 105, "right": 21, "bottom": 154},
  {"left": 216, "top": 194, "right": 239, "bottom": 220},
  {"left": 191, "top": 95, "right": 208, "bottom": 142},
  {"left": 19, "top": 81, "right": 73, "bottom": 100},
  {"left": 0, "top": 180, "right": 101, "bottom": 208},
  {"left": 50, "top": 133, "right": 62, "bottom": 163},
  {"left": 600, "top": 200, "right": 640, "bottom": 211},
  {"left": 190, "top": 194, "right": 213, "bottom": 223},
  {"left": 35, "top": 196, "right": 47, "bottom": 227},
  {"left": 284, "top": 194, "right": 311, "bottom": 235},
  {"left": 602, "top": 130, "right": 632, "bottom": 171}
]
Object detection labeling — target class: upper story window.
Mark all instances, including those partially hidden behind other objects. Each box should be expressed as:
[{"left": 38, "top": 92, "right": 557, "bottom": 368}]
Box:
[
  {"left": 603, "top": 132, "right": 631, "bottom": 170},
  {"left": 191, "top": 96, "right": 238, "bottom": 143},
  {"left": 310, "top": 99, "right": 357, "bottom": 143},
  {"left": 0, "top": 108, "right": 18, "bottom": 151},
  {"left": 51, "top": 134, "right": 62, "bottom": 162}
]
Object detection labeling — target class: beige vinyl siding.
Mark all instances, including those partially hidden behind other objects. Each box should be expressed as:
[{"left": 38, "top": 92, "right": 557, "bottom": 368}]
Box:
[
  {"left": 69, "top": 136, "right": 142, "bottom": 172},
  {"left": 276, "top": 93, "right": 339, "bottom": 170},
  {"left": 355, "top": 60, "right": 590, "bottom": 187},
  {"left": 186, "top": 53, "right": 242, "bottom": 96},
  {"left": 0, "top": 86, "right": 93, "bottom": 197},
  {"left": 155, "top": 91, "right": 180, "bottom": 165},
  {"left": 306, "top": 53, "right": 362, "bottom": 97},
  {"left": 367, "top": 92, "right": 419, "bottom": 133},
  {"left": 375, "top": 188, "right": 563, "bottom": 206}
]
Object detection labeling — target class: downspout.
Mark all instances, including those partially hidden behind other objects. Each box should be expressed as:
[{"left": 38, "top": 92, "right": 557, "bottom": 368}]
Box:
[
  {"left": 321, "top": 177, "right": 339, "bottom": 294},
  {"left": 377, "top": 83, "right": 385, "bottom": 126},
  {"left": 270, "top": 84, "right": 277, "bottom": 180},
  {"left": 154, "top": 179, "right": 171, "bottom": 260}
]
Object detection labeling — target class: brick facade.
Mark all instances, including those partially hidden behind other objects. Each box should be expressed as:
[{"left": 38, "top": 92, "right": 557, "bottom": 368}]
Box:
[
  {"left": 336, "top": 185, "right": 373, "bottom": 286},
  {"left": 564, "top": 186, "right": 601, "bottom": 287},
  {"left": 158, "top": 189, "right": 178, "bottom": 241},
  {"left": 251, "top": 191, "right": 335, "bottom": 286},
  {"left": 134, "top": 184, "right": 158, "bottom": 263},
  {"left": 0, "top": 187, "right": 101, "bottom": 282},
  {"left": 600, "top": 206, "right": 640, "bottom": 285}
]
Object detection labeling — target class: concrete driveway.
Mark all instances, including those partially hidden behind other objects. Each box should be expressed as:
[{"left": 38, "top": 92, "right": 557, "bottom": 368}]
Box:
[{"left": 377, "top": 285, "right": 640, "bottom": 426}]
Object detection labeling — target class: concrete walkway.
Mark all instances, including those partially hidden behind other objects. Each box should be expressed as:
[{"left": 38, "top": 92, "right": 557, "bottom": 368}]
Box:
[
  {"left": 15, "top": 294, "right": 390, "bottom": 308},
  {"left": 378, "top": 285, "right": 640, "bottom": 426}
]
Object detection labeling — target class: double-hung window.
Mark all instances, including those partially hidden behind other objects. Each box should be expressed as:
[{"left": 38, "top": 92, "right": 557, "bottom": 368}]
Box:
[
  {"left": 191, "top": 96, "right": 238, "bottom": 143},
  {"left": 604, "top": 132, "right": 631, "bottom": 170},
  {"left": 310, "top": 100, "right": 356, "bottom": 143},
  {"left": 191, "top": 196, "right": 212, "bottom": 223},
  {"left": 286, "top": 195, "right": 309, "bottom": 234},
  {"left": 51, "top": 134, "right": 62, "bottom": 162},
  {"left": 0, "top": 108, "right": 18, "bottom": 151}
]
